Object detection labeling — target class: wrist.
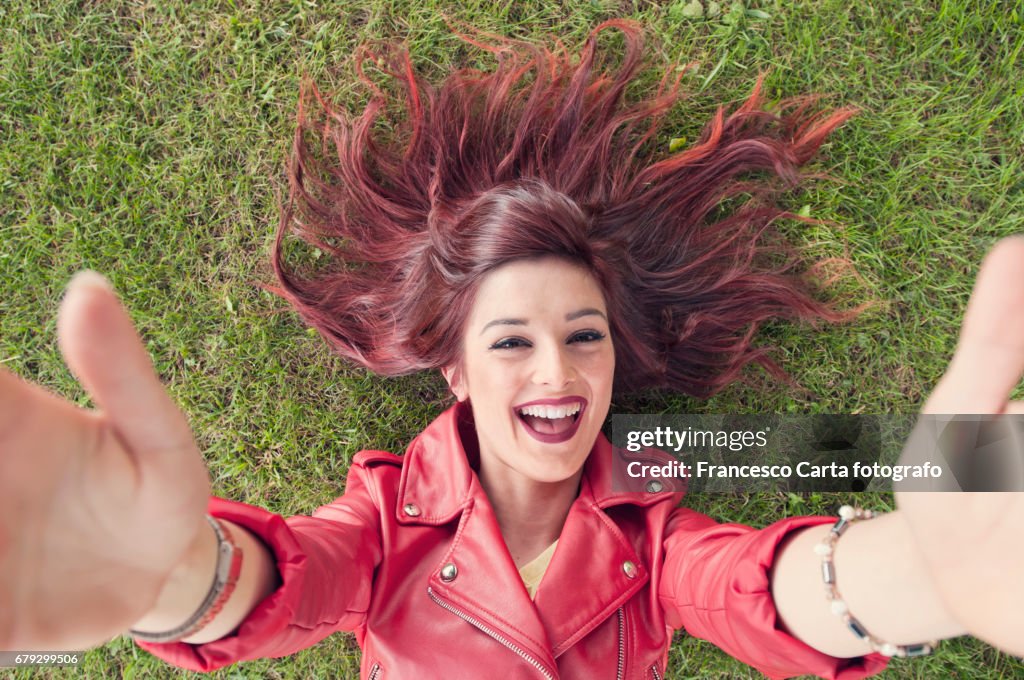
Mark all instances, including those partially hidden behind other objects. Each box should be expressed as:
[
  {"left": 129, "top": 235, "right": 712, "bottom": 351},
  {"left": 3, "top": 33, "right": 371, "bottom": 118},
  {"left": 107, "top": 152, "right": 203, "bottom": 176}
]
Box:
[
  {"left": 129, "top": 518, "right": 218, "bottom": 634},
  {"left": 831, "top": 510, "right": 964, "bottom": 644},
  {"left": 180, "top": 519, "right": 280, "bottom": 643}
]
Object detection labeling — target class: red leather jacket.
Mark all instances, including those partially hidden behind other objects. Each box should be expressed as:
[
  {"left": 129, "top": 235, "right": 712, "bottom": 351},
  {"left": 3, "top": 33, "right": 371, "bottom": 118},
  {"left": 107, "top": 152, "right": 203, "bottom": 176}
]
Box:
[{"left": 138, "top": 402, "right": 888, "bottom": 679}]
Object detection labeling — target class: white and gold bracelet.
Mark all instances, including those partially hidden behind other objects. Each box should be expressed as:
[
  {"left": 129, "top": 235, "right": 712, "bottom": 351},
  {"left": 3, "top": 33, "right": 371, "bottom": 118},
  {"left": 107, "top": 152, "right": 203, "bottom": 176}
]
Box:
[{"left": 815, "top": 505, "right": 938, "bottom": 658}]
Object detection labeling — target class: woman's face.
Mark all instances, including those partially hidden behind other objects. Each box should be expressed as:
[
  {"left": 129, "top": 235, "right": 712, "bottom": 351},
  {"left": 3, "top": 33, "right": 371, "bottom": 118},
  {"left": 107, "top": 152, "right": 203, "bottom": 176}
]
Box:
[{"left": 443, "top": 256, "right": 615, "bottom": 484}]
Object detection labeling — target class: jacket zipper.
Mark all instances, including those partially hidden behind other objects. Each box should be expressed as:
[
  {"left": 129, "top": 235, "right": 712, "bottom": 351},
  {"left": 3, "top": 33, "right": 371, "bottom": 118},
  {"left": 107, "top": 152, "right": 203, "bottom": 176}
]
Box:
[
  {"left": 650, "top": 663, "right": 662, "bottom": 680},
  {"left": 616, "top": 606, "right": 625, "bottom": 680},
  {"left": 427, "top": 587, "right": 554, "bottom": 680},
  {"left": 368, "top": 662, "right": 382, "bottom": 680}
]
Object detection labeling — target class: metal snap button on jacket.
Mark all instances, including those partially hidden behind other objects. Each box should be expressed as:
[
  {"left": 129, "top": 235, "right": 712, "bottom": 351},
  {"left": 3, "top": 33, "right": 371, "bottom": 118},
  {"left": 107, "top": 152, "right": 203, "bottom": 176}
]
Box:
[
  {"left": 440, "top": 563, "right": 458, "bottom": 582},
  {"left": 645, "top": 480, "right": 664, "bottom": 493},
  {"left": 403, "top": 503, "right": 421, "bottom": 517},
  {"left": 622, "top": 560, "right": 638, "bottom": 579}
]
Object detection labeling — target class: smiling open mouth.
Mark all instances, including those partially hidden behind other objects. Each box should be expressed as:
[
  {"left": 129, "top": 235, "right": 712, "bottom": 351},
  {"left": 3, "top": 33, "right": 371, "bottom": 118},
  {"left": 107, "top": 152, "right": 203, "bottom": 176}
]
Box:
[
  {"left": 518, "top": 410, "right": 581, "bottom": 435},
  {"left": 514, "top": 401, "right": 586, "bottom": 443}
]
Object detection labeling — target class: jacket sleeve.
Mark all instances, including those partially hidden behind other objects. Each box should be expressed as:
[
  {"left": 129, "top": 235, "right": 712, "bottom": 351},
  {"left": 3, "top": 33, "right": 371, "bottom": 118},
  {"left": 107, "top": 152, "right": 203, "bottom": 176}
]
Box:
[
  {"left": 658, "top": 507, "right": 890, "bottom": 680},
  {"left": 135, "top": 453, "right": 385, "bottom": 672}
]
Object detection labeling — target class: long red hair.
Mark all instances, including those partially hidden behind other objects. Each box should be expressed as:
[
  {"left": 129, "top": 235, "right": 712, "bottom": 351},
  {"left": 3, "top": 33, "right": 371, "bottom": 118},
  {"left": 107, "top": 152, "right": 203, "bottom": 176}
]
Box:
[{"left": 261, "top": 18, "right": 861, "bottom": 398}]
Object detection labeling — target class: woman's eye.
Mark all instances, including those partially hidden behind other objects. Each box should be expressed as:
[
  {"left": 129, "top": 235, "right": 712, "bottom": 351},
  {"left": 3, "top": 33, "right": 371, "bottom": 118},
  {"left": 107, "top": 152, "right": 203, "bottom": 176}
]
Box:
[
  {"left": 569, "top": 330, "right": 606, "bottom": 344},
  {"left": 489, "top": 337, "right": 530, "bottom": 350}
]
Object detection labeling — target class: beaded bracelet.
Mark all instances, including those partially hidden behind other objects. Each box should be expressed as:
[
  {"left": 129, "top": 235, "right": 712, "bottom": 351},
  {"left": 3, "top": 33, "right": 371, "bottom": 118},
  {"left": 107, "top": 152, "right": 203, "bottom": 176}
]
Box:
[
  {"left": 130, "top": 515, "right": 243, "bottom": 643},
  {"left": 815, "top": 505, "right": 938, "bottom": 658}
]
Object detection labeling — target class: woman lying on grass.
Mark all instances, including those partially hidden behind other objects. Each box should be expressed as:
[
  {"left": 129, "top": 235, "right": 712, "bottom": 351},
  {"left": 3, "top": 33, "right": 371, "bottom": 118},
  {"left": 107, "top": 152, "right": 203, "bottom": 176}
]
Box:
[{"left": 1, "top": 18, "right": 1022, "bottom": 680}]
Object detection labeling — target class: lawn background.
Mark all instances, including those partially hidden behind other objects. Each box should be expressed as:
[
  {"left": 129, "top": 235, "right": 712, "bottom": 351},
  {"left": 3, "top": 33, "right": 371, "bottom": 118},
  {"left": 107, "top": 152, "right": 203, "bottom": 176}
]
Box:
[{"left": 2, "top": 0, "right": 1023, "bottom": 677}]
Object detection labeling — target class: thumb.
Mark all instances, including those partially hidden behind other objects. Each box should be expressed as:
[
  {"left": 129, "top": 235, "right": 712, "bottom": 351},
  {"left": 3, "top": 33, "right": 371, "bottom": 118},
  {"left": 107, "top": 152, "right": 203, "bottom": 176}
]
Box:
[
  {"left": 56, "top": 271, "right": 199, "bottom": 469},
  {"left": 925, "top": 236, "right": 1024, "bottom": 414}
]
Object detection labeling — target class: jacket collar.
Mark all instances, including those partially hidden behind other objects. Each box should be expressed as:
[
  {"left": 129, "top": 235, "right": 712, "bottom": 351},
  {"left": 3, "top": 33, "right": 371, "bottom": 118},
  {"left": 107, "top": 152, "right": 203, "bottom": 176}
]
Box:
[
  {"left": 395, "top": 400, "right": 685, "bottom": 660},
  {"left": 395, "top": 400, "right": 684, "bottom": 526}
]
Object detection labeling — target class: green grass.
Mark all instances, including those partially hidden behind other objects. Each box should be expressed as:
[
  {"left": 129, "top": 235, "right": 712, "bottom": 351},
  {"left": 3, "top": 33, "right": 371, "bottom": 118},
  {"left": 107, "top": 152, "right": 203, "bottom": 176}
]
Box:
[{"left": 2, "top": 0, "right": 1023, "bottom": 677}]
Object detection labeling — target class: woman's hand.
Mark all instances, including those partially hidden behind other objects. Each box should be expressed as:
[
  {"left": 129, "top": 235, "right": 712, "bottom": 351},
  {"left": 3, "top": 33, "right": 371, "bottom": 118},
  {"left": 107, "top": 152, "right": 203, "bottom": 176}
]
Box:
[
  {"left": 895, "top": 236, "right": 1024, "bottom": 656},
  {"left": 0, "top": 272, "right": 211, "bottom": 651}
]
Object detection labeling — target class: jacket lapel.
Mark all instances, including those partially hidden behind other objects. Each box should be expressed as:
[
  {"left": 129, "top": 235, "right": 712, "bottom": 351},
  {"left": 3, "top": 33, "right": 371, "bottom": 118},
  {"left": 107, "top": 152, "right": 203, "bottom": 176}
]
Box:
[
  {"left": 531, "top": 469, "right": 649, "bottom": 657},
  {"left": 397, "top": 403, "right": 557, "bottom": 671},
  {"left": 427, "top": 482, "right": 559, "bottom": 672}
]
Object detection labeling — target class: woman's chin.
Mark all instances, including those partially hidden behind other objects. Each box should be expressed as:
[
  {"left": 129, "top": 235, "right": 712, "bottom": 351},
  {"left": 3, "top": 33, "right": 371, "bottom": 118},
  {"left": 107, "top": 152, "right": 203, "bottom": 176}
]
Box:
[{"left": 519, "top": 450, "right": 589, "bottom": 484}]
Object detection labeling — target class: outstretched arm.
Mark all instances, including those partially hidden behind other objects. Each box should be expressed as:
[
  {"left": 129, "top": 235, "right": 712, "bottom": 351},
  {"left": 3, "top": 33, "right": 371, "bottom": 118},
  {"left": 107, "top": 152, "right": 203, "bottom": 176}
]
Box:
[
  {"left": 0, "top": 272, "right": 211, "bottom": 651},
  {"left": 775, "top": 237, "right": 1024, "bottom": 660},
  {"left": 0, "top": 271, "right": 384, "bottom": 672},
  {"left": 134, "top": 460, "right": 386, "bottom": 672},
  {"left": 661, "top": 236, "right": 1024, "bottom": 678},
  {"left": 660, "top": 508, "right": 893, "bottom": 680}
]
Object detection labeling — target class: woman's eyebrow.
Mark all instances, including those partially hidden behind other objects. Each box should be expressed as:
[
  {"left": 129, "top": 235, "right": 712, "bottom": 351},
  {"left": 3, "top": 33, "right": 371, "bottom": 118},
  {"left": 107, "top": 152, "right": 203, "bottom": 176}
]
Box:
[
  {"left": 479, "top": 308, "right": 607, "bottom": 335},
  {"left": 566, "top": 307, "right": 607, "bottom": 322},
  {"left": 479, "top": 318, "right": 527, "bottom": 334}
]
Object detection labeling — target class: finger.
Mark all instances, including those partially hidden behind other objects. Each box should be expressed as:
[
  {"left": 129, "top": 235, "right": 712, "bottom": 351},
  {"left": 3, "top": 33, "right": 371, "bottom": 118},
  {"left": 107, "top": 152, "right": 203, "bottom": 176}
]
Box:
[
  {"left": 56, "top": 271, "right": 198, "bottom": 468},
  {"left": 925, "top": 236, "right": 1024, "bottom": 414}
]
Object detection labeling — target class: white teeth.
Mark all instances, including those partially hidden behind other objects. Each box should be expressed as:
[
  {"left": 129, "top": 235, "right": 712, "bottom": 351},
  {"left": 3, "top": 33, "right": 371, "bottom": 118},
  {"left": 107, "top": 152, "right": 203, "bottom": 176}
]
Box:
[{"left": 517, "top": 402, "right": 582, "bottom": 419}]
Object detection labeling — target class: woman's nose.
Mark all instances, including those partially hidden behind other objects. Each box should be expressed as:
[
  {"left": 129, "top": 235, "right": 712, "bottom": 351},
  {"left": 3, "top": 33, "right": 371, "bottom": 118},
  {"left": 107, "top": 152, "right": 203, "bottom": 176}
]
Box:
[{"left": 531, "top": 343, "right": 575, "bottom": 387}]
